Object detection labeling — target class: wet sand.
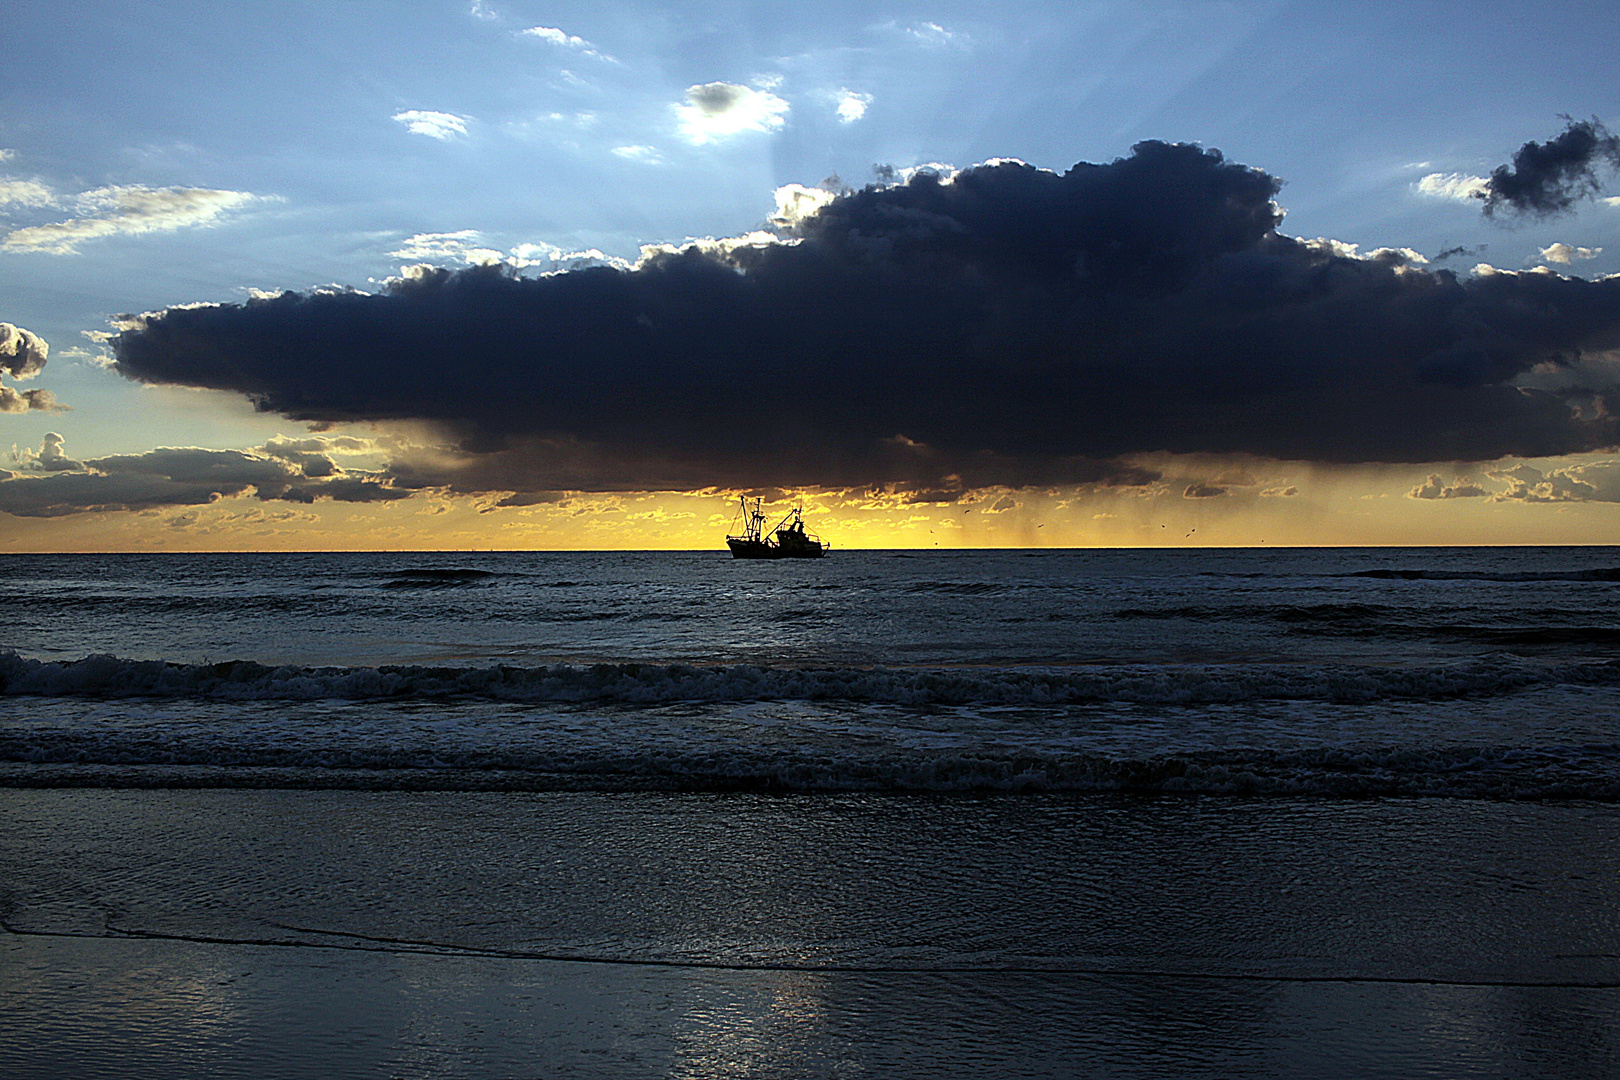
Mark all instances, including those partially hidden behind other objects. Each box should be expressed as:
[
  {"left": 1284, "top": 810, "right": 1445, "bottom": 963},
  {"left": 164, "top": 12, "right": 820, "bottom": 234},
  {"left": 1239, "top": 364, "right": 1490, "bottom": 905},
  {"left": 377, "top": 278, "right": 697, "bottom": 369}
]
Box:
[{"left": 3, "top": 788, "right": 1619, "bottom": 1078}]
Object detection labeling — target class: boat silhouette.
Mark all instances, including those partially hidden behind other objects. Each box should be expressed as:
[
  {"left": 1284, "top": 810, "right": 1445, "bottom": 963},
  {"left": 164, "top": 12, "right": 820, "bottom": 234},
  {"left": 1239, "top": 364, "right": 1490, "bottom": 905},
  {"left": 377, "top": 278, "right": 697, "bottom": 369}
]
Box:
[{"left": 726, "top": 497, "right": 828, "bottom": 559}]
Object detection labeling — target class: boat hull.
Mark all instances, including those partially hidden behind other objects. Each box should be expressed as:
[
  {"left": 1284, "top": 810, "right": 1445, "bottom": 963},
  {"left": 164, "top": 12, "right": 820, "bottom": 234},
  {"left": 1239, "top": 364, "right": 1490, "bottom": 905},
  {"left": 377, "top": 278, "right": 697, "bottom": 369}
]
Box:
[{"left": 727, "top": 538, "right": 825, "bottom": 559}]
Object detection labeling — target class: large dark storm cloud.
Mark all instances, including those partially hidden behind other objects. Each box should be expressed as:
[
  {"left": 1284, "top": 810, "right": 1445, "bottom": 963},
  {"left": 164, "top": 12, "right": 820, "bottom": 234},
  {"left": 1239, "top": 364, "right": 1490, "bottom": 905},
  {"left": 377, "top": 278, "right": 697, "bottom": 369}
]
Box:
[
  {"left": 113, "top": 141, "right": 1620, "bottom": 493},
  {"left": 1480, "top": 119, "right": 1620, "bottom": 218}
]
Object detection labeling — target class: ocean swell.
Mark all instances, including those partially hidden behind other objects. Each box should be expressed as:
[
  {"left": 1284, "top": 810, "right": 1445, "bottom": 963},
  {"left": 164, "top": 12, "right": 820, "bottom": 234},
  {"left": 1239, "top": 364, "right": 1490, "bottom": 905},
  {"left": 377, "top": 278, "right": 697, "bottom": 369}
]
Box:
[
  {"left": 3, "top": 739, "right": 1616, "bottom": 800},
  {"left": 3, "top": 651, "right": 1617, "bottom": 706}
]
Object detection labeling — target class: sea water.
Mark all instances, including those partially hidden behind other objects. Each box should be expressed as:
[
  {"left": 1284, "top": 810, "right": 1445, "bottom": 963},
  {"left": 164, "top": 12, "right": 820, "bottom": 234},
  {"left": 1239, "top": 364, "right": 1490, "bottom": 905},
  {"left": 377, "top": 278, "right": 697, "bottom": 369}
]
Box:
[{"left": 2, "top": 548, "right": 1618, "bottom": 1077}]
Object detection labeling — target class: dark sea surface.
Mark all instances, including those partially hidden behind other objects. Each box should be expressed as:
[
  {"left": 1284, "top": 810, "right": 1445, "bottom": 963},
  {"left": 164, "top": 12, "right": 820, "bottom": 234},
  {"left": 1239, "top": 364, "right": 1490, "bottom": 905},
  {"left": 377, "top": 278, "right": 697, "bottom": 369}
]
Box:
[{"left": 3, "top": 548, "right": 1619, "bottom": 1077}]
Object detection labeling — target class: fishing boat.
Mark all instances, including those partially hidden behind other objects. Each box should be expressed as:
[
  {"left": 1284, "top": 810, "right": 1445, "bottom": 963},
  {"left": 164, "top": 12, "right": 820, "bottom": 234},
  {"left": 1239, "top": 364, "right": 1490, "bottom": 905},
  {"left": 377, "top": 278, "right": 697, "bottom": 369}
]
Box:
[{"left": 726, "top": 497, "right": 828, "bottom": 559}]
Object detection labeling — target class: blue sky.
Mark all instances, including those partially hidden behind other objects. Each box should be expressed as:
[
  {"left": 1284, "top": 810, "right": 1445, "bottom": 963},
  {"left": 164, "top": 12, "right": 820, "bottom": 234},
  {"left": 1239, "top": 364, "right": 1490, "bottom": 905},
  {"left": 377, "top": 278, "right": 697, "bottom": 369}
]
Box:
[{"left": 2, "top": 1, "right": 1619, "bottom": 548}]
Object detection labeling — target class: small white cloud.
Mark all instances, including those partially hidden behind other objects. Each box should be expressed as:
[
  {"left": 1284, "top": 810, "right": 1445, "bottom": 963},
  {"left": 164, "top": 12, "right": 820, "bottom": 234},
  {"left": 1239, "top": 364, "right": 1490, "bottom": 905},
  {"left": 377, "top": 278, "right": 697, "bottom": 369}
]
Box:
[
  {"left": 1538, "top": 242, "right": 1602, "bottom": 265},
  {"left": 470, "top": 0, "right": 498, "bottom": 18},
  {"left": 2, "top": 186, "right": 261, "bottom": 255},
  {"left": 0, "top": 178, "right": 54, "bottom": 207},
  {"left": 390, "top": 231, "right": 627, "bottom": 273},
  {"left": 897, "top": 162, "right": 959, "bottom": 185},
  {"left": 675, "top": 82, "right": 790, "bottom": 145},
  {"left": 834, "top": 89, "right": 872, "bottom": 124},
  {"left": 1366, "top": 246, "right": 1428, "bottom": 265},
  {"left": 392, "top": 110, "right": 470, "bottom": 140},
  {"left": 1416, "top": 172, "right": 1489, "bottom": 202},
  {"left": 524, "top": 25, "right": 584, "bottom": 47},
  {"left": 1606, "top": 196, "right": 1620, "bottom": 208},
  {"left": 390, "top": 230, "right": 503, "bottom": 266},
  {"left": 0, "top": 149, "right": 15, "bottom": 162},
  {"left": 770, "top": 183, "right": 836, "bottom": 228},
  {"left": 522, "top": 25, "right": 615, "bottom": 62},
  {"left": 636, "top": 231, "right": 782, "bottom": 266},
  {"left": 904, "top": 21, "right": 966, "bottom": 47},
  {"left": 1303, "top": 237, "right": 1361, "bottom": 259},
  {"left": 611, "top": 144, "right": 663, "bottom": 164}
]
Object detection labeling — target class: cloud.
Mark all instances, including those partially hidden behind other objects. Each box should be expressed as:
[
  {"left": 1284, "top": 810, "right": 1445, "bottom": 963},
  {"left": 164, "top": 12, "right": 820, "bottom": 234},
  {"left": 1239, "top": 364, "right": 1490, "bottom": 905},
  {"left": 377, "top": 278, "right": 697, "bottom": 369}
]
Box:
[
  {"left": 1488, "top": 460, "right": 1620, "bottom": 502},
  {"left": 1417, "top": 173, "right": 1490, "bottom": 202},
  {"left": 1480, "top": 118, "right": 1620, "bottom": 219},
  {"left": 903, "top": 22, "right": 965, "bottom": 48},
  {"left": 392, "top": 110, "right": 470, "bottom": 140},
  {"left": 0, "top": 322, "right": 62, "bottom": 413},
  {"left": 0, "top": 436, "right": 409, "bottom": 517},
  {"left": 1539, "top": 242, "right": 1602, "bottom": 265},
  {"left": 1408, "top": 473, "right": 1488, "bottom": 499},
  {"left": 769, "top": 183, "right": 837, "bottom": 228},
  {"left": 834, "top": 89, "right": 872, "bottom": 124},
  {"left": 0, "top": 323, "right": 48, "bottom": 381},
  {"left": 13, "top": 432, "right": 83, "bottom": 471},
  {"left": 390, "top": 230, "right": 622, "bottom": 273},
  {"left": 390, "top": 230, "right": 507, "bottom": 266},
  {"left": 257, "top": 434, "right": 378, "bottom": 478},
  {"left": 1183, "top": 483, "right": 1227, "bottom": 499},
  {"left": 0, "top": 179, "right": 54, "bottom": 208},
  {"left": 0, "top": 386, "right": 61, "bottom": 414},
  {"left": 611, "top": 145, "right": 663, "bottom": 164},
  {"left": 2, "top": 186, "right": 261, "bottom": 255},
  {"left": 470, "top": 0, "right": 497, "bottom": 19},
  {"left": 521, "top": 25, "right": 614, "bottom": 61},
  {"left": 1259, "top": 486, "right": 1297, "bottom": 497},
  {"left": 109, "top": 141, "right": 1620, "bottom": 501},
  {"left": 675, "top": 83, "right": 789, "bottom": 145}
]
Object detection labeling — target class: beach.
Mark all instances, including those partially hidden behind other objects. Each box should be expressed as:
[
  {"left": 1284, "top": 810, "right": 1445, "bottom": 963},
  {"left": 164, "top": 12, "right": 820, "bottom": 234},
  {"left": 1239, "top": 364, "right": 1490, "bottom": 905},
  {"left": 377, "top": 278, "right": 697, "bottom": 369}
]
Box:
[{"left": 5, "top": 787, "right": 1620, "bottom": 1077}]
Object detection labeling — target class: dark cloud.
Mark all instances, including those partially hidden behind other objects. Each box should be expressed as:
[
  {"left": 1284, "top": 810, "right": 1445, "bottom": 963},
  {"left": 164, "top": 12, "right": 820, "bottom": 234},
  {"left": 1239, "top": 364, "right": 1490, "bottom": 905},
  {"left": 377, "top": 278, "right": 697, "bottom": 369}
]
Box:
[
  {"left": 0, "top": 321, "right": 61, "bottom": 413},
  {"left": 111, "top": 141, "right": 1620, "bottom": 497},
  {"left": 0, "top": 323, "right": 48, "bottom": 380},
  {"left": 1432, "top": 245, "right": 1482, "bottom": 262},
  {"left": 0, "top": 385, "right": 61, "bottom": 414},
  {"left": 1407, "top": 473, "right": 1488, "bottom": 500},
  {"left": 1480, "top": 119, "right": 1620, "bottom": 218},
  {"left": 1182, "top": 483, "right": 1226, "bottom": 499},
  {"left": 0, "top": 436, "right": 407, "bottom": 517}
]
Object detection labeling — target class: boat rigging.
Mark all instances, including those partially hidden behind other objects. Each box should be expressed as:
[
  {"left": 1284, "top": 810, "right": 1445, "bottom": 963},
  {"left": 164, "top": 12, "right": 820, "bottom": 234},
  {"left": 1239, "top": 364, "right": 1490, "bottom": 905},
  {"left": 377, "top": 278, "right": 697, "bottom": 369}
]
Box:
[{"left": 726, "top": 497, "right": 828, "bottom": 559}]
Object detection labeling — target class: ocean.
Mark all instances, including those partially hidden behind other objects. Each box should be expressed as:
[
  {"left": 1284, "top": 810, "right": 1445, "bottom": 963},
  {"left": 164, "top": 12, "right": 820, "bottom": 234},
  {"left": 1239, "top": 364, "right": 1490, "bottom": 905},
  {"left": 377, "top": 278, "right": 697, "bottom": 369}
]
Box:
[{"left": 3, "top": 547, "right": 1619, "bottom": 1077}]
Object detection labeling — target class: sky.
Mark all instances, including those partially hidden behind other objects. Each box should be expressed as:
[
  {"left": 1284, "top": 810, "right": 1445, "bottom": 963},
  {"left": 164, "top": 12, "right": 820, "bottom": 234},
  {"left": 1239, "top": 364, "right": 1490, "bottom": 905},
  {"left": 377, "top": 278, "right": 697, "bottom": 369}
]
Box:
[{"left": 3, "top": 0, "right": 1620, "bottom": 550}]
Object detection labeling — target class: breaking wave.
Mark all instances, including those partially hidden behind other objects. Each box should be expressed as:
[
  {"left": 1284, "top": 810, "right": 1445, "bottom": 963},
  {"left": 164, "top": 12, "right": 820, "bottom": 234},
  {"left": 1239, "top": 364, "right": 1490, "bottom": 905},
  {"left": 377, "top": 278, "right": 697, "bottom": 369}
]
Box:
[{"left": 2, "top": 651, "right": 1617, "bottom": 706}]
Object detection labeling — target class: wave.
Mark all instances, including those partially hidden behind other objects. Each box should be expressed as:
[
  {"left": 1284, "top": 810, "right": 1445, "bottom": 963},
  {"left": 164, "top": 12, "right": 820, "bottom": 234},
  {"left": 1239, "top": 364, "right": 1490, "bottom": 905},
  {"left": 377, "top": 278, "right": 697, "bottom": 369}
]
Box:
[
  {"left": 2, "top": 651, "right": 1617, "bottom": 706},
  {"left": 382, "top": 568, "right": 497, "bottom": 588},
  {"left": 1351, "top": 568, "right": 1620, "bottom": 583},
  {"left": 4, "top": 739, "right": 1617, "bottom": 800}
]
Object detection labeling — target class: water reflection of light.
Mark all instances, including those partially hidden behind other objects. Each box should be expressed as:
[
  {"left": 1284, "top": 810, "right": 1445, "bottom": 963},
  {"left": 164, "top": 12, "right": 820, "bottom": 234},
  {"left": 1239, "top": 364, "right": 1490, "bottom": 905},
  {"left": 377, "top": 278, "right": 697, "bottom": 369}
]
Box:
[
  {"left": 669, "top": 971, "right": 841, "bottom": 1079},
  {"left": 4, "top": 937, "right": 246, "bottom": 1074}
]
